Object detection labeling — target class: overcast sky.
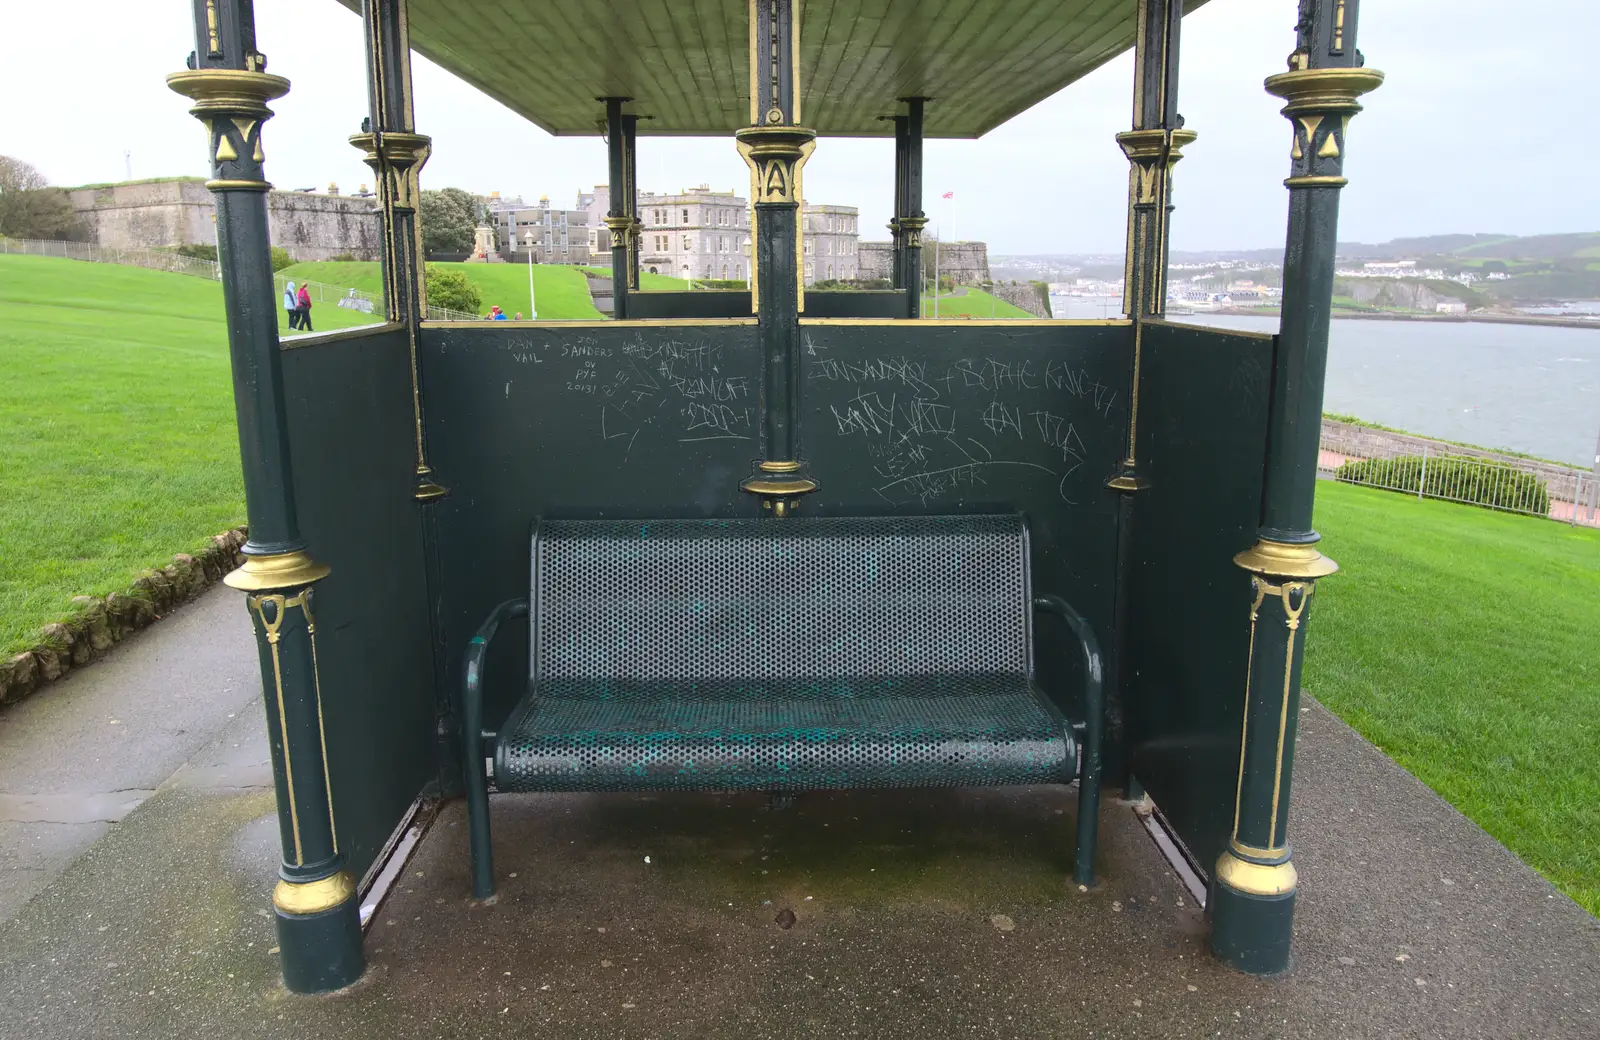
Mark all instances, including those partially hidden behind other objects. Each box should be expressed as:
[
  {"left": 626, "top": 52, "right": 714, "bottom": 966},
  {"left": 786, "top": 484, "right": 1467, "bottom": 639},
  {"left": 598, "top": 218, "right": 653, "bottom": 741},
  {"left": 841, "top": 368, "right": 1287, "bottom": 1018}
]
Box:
[{"left": 4, "top": 0, "right": 1596, "bottom": 255}]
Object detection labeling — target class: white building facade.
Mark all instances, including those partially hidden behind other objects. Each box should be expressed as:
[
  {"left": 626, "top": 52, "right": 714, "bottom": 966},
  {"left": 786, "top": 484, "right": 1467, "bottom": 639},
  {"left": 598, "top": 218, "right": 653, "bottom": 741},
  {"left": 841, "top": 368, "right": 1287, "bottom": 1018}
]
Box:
[{"left": 570, "top": 184, "right": 859, "bottom": 285}]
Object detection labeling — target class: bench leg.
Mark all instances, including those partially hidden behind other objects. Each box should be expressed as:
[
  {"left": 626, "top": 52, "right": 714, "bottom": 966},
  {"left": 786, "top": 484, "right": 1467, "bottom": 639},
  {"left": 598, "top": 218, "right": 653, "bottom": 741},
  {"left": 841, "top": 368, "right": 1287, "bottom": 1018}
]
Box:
[
  {"left": 1074, "top": 729, "right": 1102, "bottom": 887},
  {"left": 461, "top": 599, "right": 527, "bottom": 900},
  {"left": 465, "top": 750, "right": 495, "bottom": 899},
  {"left": 1035, "top": 594, "right": 1104, "bottom": 888}
]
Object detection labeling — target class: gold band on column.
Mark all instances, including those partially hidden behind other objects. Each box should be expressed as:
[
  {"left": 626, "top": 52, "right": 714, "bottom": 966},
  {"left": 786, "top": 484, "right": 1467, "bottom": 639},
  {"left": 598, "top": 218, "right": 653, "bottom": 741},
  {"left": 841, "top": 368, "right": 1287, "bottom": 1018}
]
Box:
[{"left": 273, "top": 871, "right": 356, "bottom": 915}]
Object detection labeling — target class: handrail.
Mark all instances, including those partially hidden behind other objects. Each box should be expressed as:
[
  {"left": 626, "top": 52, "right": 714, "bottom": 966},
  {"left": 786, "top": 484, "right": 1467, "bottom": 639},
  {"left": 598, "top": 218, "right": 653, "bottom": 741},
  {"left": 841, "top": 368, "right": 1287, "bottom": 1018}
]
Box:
[
  {"left": 1034, "top": 593, "right": 1105, "bottom": 887},
  {"left": 462, "top": 597, "right": 528, "bottom": 898}
]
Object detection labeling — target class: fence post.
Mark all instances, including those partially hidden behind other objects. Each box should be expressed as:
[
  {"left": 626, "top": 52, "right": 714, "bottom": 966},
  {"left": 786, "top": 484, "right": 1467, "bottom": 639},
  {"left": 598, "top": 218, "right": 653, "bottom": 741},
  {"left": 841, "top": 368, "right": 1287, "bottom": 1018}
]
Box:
[
  {"left": 1417, "top": 445, "right": 1428, "bottom": 501},
  {"left": 1574, "top": 472, "right": 1583, "bottom": 527}
]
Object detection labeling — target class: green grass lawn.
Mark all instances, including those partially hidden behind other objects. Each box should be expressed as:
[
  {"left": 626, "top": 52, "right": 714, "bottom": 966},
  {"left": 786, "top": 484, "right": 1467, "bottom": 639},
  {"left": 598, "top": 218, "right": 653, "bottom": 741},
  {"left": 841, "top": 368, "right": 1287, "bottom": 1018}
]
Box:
[
  {"left": 922, "top": 286, "right": 1036, "bottom": 319},
  {"left": 1309, "top": 481, "right": 1600, "bottom": 913},
  {"left": 280, "top": 260, "right": 604, "bottom": 319},
  {"left": 0, "top": 255, "right": 248, "bottom": 655}
]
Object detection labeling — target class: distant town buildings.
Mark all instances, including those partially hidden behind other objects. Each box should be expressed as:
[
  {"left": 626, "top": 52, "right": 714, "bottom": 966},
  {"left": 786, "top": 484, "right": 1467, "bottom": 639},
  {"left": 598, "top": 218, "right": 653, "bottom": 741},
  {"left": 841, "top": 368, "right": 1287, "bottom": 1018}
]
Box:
[
  {"left": 485, "top": 193, "right": 593, "bottom": 265},
  {"left": 490, "top": 184, "right": 860, "bottom": 284}
]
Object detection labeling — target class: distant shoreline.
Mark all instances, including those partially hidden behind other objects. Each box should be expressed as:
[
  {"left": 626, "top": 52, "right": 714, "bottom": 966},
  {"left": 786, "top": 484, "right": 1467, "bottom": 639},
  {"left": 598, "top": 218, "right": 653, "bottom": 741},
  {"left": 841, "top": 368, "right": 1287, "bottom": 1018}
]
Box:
[{"left": 1200, "top": 307, "right": 1600, "bottom": 331}]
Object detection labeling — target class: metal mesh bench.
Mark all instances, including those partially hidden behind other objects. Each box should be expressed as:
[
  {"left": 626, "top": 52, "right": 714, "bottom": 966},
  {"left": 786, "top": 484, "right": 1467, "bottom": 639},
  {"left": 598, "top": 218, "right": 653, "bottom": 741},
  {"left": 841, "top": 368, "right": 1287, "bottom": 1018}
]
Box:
[{"left": 462, "top": 514, "right": 1103, "bottom": 898}]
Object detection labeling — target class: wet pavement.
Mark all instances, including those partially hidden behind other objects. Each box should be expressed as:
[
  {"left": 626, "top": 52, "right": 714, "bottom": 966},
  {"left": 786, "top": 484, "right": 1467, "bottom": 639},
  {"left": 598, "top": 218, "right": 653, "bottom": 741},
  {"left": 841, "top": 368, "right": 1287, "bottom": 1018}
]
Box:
[
  {"left": 0, "top": 685, "right": 1595, "bottom": 1038},
  {"left": 0, "top": 586, "right": 260, "bottom": 922}
]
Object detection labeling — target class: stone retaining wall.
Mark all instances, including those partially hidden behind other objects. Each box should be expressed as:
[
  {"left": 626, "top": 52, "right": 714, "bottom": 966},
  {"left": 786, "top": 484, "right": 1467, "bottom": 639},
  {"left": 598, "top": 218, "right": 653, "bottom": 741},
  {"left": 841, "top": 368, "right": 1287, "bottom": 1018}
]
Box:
[
  {"left": 0, "top": 528, "right": 247, "bottom": 708},
  {"left": 987, "top": 281, "right": 1051, "bottom": 318}
]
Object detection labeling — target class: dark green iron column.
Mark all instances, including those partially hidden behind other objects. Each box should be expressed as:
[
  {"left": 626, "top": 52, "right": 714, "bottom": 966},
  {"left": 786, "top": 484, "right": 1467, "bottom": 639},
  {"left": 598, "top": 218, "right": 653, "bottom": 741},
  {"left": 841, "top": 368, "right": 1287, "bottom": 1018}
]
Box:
[
  {"left": 1107, "top": 0, "right": 1192, "bottom": 810},
  {"left": 349, "top": 0, "right": 442, "bottom": 502},
  {"left": 888, "top": 114, "right": 909, "bottom": 291},
  {"left": 737, "top": 0, "right": 817, "bottom": 514},
  {"left": 1111, "top": 0, "right": 1193, "bottom": 491},
  {"left": 1213, "top": 0, "right": 1382, "bottom": 976},
  {"left": 899, "top": 99, "right": 927, "bottom": 319},
  {"left": 623, "top": 114, "right": 642, "bottom": 293},
  {"left": 603, "top": 97, "right": 633, "bottom": 318},
  {"left": 168, "top": 0, "right": 363, "bottom": 995},
  {"left": 351, "top": 0, "right": 455, "bottom": 794}
]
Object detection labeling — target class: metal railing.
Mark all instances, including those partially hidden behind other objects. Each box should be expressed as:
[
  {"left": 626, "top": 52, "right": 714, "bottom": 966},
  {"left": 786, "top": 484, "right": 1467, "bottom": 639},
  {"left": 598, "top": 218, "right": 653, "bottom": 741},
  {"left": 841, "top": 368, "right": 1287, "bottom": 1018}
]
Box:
[
  {"left": 1320, "top": 442, "right": 1599, "bottom": 528},
  {"left": 0, "top": 236, "right": 497, "bottom": 323},
  {"left": 1, "top": 236, "right": 224, "bottom": 279}
]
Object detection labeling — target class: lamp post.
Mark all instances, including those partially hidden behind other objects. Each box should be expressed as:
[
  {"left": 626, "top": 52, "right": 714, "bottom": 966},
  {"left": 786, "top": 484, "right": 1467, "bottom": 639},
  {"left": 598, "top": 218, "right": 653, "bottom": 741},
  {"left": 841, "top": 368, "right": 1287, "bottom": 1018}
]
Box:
[{"left": 523, "top": 229, "right": 537, "bottom": 319}]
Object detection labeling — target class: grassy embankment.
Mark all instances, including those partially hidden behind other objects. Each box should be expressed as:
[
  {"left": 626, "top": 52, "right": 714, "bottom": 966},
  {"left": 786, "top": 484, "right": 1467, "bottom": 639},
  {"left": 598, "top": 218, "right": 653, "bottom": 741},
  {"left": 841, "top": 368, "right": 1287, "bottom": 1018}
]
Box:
[
  {"left": 1308, "top": 481, "right": 1599, "bottom": 914},
  {"left": 4, "top": 253, "right": 1597, "bottom": 915},
  {"left": 0, "top": 255, "right": 248, "bottom": 654},
  {"left": 280, "top": 260, "right": 609, "bottom": 319},
  {"left": 922, "top": 286, "right": 1036, "bottom": 318}
]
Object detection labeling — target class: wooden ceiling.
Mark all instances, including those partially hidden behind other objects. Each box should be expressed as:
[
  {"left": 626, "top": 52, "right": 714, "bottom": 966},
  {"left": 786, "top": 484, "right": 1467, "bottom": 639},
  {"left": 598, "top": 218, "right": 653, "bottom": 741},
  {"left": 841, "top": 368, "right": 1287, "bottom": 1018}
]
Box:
[{"left": 344, "top": 1, "right": 1213, "bottom": 138}]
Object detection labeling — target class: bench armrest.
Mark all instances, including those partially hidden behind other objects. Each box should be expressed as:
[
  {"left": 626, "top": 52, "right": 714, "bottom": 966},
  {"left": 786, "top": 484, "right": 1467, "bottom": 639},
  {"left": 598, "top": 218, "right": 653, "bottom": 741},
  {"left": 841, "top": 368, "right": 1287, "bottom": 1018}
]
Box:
[
  {"left": 1034, "top": 593, "right": 1104, "bottom": 886},
  {"left": 462, "top": 598, "right": 529, "bottom": 763}
]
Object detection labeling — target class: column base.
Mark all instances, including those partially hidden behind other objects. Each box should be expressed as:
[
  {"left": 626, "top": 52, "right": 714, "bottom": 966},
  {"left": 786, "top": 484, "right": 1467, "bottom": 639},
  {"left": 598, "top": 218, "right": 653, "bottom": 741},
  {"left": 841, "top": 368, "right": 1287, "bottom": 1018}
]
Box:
[
  {"left": 1209, "top": 846, "right": 1298, "bottom": 975},
  {"left": 275, "top": 885, "right": 364, "bottom": 994}
]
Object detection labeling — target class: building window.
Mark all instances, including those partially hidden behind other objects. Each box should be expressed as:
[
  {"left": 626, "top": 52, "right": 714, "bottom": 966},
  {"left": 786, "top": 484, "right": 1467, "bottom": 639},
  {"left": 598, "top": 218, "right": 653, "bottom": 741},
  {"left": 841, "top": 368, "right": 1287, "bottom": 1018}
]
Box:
[
  {"left": 683, "top": 235, "right": 692, "bottom": 251},
  {"left": 681, "top": 208, "right": 689, "bottom": 224}
]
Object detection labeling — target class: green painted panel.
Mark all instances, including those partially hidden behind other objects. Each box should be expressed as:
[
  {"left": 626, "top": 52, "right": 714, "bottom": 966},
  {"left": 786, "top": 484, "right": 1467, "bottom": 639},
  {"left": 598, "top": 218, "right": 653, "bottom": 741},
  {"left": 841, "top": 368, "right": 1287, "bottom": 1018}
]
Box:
[
  {"left": 797, "top": 323, "right": 1131, "bottom": 747},
  {"left": 420, "top": 324, "right": 765, "bottom": 725},
  {"left": 280, "top": 328, "right": 437, "bottom": 882},
  {"left": 1125, "top": 320, "right": 1274, "bottom": 876}
]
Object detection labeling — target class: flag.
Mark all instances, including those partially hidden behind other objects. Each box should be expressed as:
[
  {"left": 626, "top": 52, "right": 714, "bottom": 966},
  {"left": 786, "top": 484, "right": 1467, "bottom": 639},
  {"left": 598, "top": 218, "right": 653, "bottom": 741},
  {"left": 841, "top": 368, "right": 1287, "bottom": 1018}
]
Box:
[{"left": 941, "top": 191, "right": 954, "bottom": 199}]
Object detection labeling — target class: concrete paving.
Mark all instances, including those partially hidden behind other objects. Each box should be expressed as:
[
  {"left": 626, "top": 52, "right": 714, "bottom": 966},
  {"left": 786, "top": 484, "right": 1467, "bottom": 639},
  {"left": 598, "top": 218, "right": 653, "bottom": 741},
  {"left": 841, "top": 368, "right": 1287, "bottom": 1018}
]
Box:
[
  {"left": 0, "top": 586, "right": 261, "bottom": 922},
  {"left": 0, "top": 688, "right": 1594, "bottom": 1038}
]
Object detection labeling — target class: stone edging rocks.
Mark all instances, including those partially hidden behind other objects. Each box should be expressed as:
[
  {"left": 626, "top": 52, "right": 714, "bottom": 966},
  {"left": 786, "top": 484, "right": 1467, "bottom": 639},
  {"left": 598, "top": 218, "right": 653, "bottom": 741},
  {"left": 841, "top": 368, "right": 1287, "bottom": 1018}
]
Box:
[{"left": 0, "top": 527, "right": 247, "bottom": 708}]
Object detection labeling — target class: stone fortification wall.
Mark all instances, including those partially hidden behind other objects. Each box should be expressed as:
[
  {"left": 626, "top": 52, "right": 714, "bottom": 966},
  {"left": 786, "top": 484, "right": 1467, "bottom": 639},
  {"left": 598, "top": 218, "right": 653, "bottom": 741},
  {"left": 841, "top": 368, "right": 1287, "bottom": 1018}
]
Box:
[
  {"left": 858, "top": 241, "right": 894, "bottom": 281},
  {"left": 857, "top": 240, "right": 991, "bottom": 286},
  {"left": 68, "top": 179, "right": 381, "bottom": 262},
  {"left": 67, "top": 180, "right": 215, "bottom": 253},
  {"left": 988, "top": 281, "right": 1051, "bottom": 318},
  {"left": 267, "top": 191, "right": 382, "bottom": 261}
]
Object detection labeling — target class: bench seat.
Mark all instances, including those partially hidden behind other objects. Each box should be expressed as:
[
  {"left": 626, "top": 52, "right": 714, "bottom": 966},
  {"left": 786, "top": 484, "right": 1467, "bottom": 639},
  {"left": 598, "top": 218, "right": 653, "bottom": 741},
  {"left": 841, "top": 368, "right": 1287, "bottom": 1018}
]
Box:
[
  {"left": 461, "top": 514, "right": 1103, "bottom": 898},
  {"left": 494, "top": 674, "right": 1073, "bottom": 793}
]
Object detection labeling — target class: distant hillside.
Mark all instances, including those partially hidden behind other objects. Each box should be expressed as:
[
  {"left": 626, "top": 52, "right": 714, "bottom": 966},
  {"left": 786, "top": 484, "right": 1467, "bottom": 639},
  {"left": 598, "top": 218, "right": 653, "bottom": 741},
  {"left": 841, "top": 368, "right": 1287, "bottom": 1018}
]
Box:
[
  {"left": 1005, "top": 231, "right": 1600, "bottom": 267},
  {"left": 1338, "top": 231, "right": 1600, "bottom": 262}
]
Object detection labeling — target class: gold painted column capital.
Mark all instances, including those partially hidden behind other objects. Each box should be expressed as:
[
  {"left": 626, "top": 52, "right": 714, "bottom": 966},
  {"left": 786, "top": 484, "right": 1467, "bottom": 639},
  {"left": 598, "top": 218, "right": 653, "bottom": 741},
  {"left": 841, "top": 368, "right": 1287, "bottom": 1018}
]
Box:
[
  {"left": 735, "top": 125, "right": 818, "bottom": 205},
  {"left": 166, "top": 68, "right": 290, "bottom": 192},
  {"left": 1265, "top": 66, "right": 1384, "bottom": 189},
  {"left": 348, "top": 129, "right": 432, "bottom": 211}
]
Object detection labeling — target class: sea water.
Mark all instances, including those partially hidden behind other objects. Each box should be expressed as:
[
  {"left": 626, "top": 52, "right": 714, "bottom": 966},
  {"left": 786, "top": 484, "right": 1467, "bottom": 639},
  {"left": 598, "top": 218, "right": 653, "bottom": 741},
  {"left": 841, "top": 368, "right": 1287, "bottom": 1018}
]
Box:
[{"left": 1051, "top": 296, "right": 1600, "bottom": 466}]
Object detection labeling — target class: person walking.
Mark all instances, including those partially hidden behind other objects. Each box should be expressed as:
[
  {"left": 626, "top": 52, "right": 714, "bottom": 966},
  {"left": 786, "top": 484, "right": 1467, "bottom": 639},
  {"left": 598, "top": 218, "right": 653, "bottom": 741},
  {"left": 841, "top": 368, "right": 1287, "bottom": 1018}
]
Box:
[
  {"left": 283, "top": 281, "right": 300, "bottom": 330},
  {"left": 297, "top": 282, "right": 313, "bottom": 332}
]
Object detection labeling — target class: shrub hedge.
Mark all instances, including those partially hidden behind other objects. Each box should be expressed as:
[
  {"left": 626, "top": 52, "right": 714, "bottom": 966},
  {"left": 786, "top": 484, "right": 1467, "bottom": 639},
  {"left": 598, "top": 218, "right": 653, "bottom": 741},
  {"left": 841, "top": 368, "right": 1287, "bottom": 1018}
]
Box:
[{"left": 1335, "top": 454, "right": 1550, "bottom": 515}]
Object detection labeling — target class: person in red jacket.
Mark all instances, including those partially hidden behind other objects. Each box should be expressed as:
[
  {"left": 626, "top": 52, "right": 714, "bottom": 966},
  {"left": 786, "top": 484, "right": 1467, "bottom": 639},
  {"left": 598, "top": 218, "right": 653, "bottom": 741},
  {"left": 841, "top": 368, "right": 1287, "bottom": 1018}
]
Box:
[{"left": 297, "top": 283, "right": 313, "bottom": 331}]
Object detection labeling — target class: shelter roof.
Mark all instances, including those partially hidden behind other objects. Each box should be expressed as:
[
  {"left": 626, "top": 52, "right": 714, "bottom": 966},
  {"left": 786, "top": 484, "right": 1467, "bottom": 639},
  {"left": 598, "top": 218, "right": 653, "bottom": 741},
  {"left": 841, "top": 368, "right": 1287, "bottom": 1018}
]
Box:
[{"left": 339, "top": 0, "right": 1210, "bottom": 138}]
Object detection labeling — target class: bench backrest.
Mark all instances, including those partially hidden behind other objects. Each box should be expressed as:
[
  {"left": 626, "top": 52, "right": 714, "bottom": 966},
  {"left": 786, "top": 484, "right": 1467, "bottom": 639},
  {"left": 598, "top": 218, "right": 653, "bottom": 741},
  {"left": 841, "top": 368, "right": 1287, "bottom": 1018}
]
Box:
[{"left": 530, "top": 515, "right": 1032, "bottom": 682}]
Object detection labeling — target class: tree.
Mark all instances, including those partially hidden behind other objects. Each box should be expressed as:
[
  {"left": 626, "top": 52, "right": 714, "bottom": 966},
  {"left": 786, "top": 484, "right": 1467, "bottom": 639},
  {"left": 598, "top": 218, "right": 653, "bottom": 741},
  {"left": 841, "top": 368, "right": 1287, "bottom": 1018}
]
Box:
[
  {"left": 0, "top": 156, "right": 86, "bottom": 241},
  {"left": 418, "top": 187, "right": 479, "bottom": 254},
  {"left": 426, "top": 264, "right": 481, "bottom": 315}
]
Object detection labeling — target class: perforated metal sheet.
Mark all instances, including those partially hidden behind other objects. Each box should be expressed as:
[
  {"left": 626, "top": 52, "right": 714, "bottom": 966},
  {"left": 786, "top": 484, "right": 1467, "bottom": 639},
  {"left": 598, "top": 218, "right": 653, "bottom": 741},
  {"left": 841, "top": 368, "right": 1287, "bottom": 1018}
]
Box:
[
  {"left": 497, "top": 515, "right": 1070, "bottom": 792},
  {"left": 530, "top": 515, "right": 1030, "bottom": 681}
]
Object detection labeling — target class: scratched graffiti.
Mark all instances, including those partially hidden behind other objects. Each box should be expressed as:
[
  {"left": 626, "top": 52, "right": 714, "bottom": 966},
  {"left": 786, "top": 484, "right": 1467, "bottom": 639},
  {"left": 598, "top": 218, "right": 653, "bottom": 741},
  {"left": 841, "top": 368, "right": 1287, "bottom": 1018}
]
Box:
[
  {"left": 500, "top": 330, "right": 759, "bottom": 459},
  {"left": 803, "top": 336, "right": 1123, "bottom": 506}
]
